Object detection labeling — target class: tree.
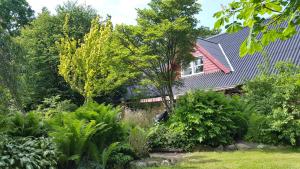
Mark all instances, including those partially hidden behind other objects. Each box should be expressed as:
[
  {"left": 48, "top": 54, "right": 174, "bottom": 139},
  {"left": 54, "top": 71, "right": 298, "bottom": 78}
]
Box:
[
  {"left": 214, "top": 0, "right": 300, "bottom": 57},
  {"left": 0, "top": 0, "right": 34, "bottom": 111},
  {"left": 115, "top": 0, "right": 201, "bottom": 112},
  {"left": 58, "top": 16, "right": 135, "bottom": 103},
  {"left": 0, "top": 33, "right": 25, "bottom": 111},
  {"left": 0, "top": 0, "right": 34, "bottom": 35},
  {"left": 17, "top": 2, "right": 98, "bottom": 108}
]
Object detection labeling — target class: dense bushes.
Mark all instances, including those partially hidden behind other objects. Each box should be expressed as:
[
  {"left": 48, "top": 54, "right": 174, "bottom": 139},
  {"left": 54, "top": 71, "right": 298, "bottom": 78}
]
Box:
[
  {"left": 0, "top": 102, "right": 137, "bottom": 169},
  {"left": 0, "top": 112, "right": 48, "bottom": 137},
  {"left": 244, "top": 62, "right": 300, "bottom": 146},
  {"left": 148, "top": 90, "right": 249, "bottom": 150},
  {"left": 0, "top": 135, "right": 58, "bottom": 169},
  {"left": 48, "top": 102, "right": 134, "bottom": 169}
]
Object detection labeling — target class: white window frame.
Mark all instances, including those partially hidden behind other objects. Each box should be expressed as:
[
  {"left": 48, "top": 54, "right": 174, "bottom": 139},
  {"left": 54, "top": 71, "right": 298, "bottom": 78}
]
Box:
[{"left": 181, "top": 56, "right": 204, "bottom": 77}]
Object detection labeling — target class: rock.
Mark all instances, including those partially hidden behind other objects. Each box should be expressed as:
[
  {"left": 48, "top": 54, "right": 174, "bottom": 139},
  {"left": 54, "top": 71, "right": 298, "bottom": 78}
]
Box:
[
  {"left": 147, "top": 160, "right": 160, "bottom": 167},
  {"left": 215, "top": 145, "right": 224, "bottom": 151},
  {"left": 257, "top": 144, "right": 267, "bottom": 149},
  {"left": 161, "top": 160, "right": 171, "bottom": 166},
  {"left": 225, "top": 144, "right": 238, "bottom": 151},
  {"left": 130, "top": 161, "right": 148, "bottom": 169},
  {"left": 235, "top": 142, "right": 258, "bottom": 150}
]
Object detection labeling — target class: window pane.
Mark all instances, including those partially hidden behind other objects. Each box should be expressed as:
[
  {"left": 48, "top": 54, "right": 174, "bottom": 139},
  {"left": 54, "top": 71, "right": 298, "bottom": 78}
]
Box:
[
  {"left": 194, "top": 57, "right": 203, "bottom": 66},
  {"left": 183, "top": 67, "right": 192, "bottom": 75},
  {"left": 194, "top": 65, "right": 203, "bottom": 73}
]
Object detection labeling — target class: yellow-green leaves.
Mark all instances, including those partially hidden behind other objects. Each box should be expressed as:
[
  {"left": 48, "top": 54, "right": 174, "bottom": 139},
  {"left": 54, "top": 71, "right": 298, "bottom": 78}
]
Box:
[
  {"left": 58, "top": 17, "right": 133, "bottom": 102},
  {"left": 214, "top": 0, "right": 300, "bottom": 57}
]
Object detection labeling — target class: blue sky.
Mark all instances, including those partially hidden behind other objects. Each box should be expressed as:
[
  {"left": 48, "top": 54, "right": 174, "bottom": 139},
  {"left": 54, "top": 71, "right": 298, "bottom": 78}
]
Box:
[{"left": 27, "top": 0, "right": 232, "bottom": 28}]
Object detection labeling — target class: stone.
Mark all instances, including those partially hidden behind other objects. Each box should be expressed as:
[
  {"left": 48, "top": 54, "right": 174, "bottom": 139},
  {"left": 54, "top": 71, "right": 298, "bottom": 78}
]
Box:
[
  {"left": 235, "top": 142, "right": 258, "bottom": 150},
  {"left": 161, "top": 160, "right": 171, "bottom": 166},
  {"left": 129, "top": 161, "right": 148, "bottom": 169},
  {"left": 225, "top": 144, "right": 238, "bottom": 151},
  {"left": 147, "top": 161, "right": 160, "bottom": 167},
  {"left": 215, "top": 145, "right": 224, "bottom": 151}
]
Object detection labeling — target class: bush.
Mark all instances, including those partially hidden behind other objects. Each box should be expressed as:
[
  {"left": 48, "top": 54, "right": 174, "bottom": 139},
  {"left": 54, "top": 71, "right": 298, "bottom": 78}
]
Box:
[
  {"left": 244, "top": 62, "right": 300, "bottom": 146},
  {"left": 48, "top": 102, "right": 130, "bottom": 169},
  {"left": 105, "top": 143, "right": 136, "bottom": 169},
  {"left": 147, "top": 123, "right": 191, "bottom": 151},
  {"left": 37, "top": 95, "right": 78, "bottom": 118},
  {"left": 173, "top": 90, "right": 248, "bottom": 147},
  {"left": 128, "top": 126, "right": 149, "bottom": 158},
  {"left": 0, "top": 111, "right": 48, "bottom": 137},
  {"left": 148, "top": 90, "right": 249, "bottom": 150},
  {"left": 0, "top": 135, "right": 58, "bottom": 169}
]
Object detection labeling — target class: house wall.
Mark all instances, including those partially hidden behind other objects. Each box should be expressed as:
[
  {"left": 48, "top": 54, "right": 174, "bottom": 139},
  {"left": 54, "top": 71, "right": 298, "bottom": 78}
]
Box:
[{"left": 176, "top": 48, "right": 222, "bottom": 78}]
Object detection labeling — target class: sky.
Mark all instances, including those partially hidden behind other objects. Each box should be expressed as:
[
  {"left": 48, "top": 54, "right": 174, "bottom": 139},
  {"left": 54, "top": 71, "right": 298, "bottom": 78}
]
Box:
[{"left": 26, "top": 0, "right": 232, "bottom": 29}]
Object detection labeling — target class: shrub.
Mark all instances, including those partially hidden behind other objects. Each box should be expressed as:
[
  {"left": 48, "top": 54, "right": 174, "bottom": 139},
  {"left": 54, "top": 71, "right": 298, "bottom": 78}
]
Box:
[
  {"left": 128, "top": 126, "right": 149, "bottom": 158},
  {"left": 48, "top": 102, "right": 130, "bottom": 169},
  {"left": 37, "top": 95, "right": 78, "bottom": 118},
  {"left": 147, "top": 123, "right": 191, "bottom": 151},
  {"left": 148, "top": 90, "right": 249, "bottom": 150},
  {"left": 172, "top": 90, "right": 248, "bottom": 147},
  {"left": 244, "top": 62, "right": 300, "bottom": 146},
  {"left": 105, "top": 143, "right": 136, "bottom": 169},
  {"left": 0, "top": 111, "right": 48, "bottom": 137},
  {"left": 0, "top": 135, "right": 58, "bottom": 169}
]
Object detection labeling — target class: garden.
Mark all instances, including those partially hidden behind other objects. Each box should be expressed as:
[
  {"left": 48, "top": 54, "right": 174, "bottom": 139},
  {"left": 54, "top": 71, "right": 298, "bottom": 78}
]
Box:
[{"left": 1, "top": 0, "right": 300, "bottom": 169}]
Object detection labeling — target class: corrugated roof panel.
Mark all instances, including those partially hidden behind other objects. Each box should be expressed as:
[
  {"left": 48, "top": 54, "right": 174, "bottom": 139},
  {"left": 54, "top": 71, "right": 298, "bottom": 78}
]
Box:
[{"left": 174, "top": 26, "right": 300, "bottom": 95}]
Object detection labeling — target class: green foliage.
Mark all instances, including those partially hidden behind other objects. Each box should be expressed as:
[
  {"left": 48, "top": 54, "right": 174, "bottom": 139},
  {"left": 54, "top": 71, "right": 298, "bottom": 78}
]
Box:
[
  {"left": 58, "top": 16, "right": 135, "bottom": 102},
  {"left": 115, "top": 0, "right": 201, "bottom": 111},
  {"left": 0, "top": 135, "right": 58, "bottom": 169},
  {"left": 148, "top": 90, "right": 250, "bottom": 150},
  {"left": 0, "top": 31, "right": 26, "bottom": 111},
  {"left": 48, "top": 102, "right": 129, "bottom": 169},
  {"left": 128, "top": 126, "right": 149, "bottom": 158},
  {"left": 214, "top": 0, "right": 300, "bottom": 57},
  {"left": 36, "top": 95, "right": 78, "bottom": 118},
  {"left": 0, "top": 85, "right": 10, "bottom": 113},
  {"left": 0, "top": 0, "right": 34, "bottom": 35},
  {"left": 104, "top": 143, "right": 136, "bottom": 169},
  {"left": 17, "top": 3, "right": 97, "bottom": 107},
  {"left": 173, "top": 90, "right": 248, "bottom": 147},
  {"left": 244, "top": 62, "right": 300, "bottom": 146},
  {"left": 148, "top": 123, "right": 191, "bottom": 151},
  {"left": 0, "top": 112, "right": 48, "bottom": 137}
]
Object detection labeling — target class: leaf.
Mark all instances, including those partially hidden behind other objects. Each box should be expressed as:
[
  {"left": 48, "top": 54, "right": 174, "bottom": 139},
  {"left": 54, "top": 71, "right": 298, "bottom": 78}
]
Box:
[
  {"left": 239, "top": 40, "right": 248, "bottom": 57},
  {"left": 226, "top": 22, "right": 243, "bottom": 33},
  {"left": 265, "top": 2, "right": 282, "bottom": 12},
  {"left": 214, "top": 18, "right": 224, "bottom": 29},
  {"left": 213, "top": 11, "right": 222, "bottom": 18}
]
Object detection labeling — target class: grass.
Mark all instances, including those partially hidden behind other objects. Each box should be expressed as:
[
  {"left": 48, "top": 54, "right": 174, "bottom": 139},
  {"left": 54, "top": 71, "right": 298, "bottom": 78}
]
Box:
[{"left": 146, "top": 148, "right": 300, "bottom": 169}]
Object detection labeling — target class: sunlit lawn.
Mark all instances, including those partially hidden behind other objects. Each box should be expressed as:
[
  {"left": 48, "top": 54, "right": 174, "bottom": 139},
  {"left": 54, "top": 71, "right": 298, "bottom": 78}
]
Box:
[{"left": 146, "top": 148, "right": 300, "bottom": 169}]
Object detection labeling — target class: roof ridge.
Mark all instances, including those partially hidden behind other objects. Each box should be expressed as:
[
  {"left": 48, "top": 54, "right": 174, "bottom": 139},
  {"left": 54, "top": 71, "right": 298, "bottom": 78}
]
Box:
[
  {"left": 197, "top": 38, "right": 219, "bottom": 45},
  {"left": 205, "top": 32, "right": 227, "bottom": 41}
]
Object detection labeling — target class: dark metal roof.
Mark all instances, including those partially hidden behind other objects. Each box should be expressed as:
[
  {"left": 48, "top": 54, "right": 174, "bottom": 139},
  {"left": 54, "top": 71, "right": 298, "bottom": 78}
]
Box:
[
  {"left": 174, "top": 27, "right": 300, "bottom": 95},
  {"left": 197, "top": 39, "right": 232, "bottom": 70}
]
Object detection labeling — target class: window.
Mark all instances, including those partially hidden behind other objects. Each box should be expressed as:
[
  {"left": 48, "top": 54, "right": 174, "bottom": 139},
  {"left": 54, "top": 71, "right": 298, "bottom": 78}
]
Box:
[{"left": 181, "top": 57, "right": 204, "bottom": 76}]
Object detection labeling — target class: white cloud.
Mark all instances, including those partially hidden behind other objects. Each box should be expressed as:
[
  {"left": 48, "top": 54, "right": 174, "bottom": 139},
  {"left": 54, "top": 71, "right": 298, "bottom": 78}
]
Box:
[{"left": 26, "top": 0, "right": 150, "bottom": 25}]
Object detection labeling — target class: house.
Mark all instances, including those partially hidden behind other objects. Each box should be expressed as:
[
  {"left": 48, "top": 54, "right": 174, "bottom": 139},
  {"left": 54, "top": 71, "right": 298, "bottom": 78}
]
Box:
[{"left": 134, "top": 27, "right": 300, "bottom": 103}]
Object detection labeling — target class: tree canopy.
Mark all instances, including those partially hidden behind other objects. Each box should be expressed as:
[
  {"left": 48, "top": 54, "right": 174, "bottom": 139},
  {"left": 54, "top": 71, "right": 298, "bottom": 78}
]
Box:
[
  {"left": 58, "top": 16, "right": 136, "bottom": 102},
  {"left": 214, "top": 0, "right": 300, "bottom": 57},
  {"left": 0, "top": 0, "right": 34, "bottom": 35},
  {"left": 17, "top": 2, "right": 98, "bottom": 108},
  {"left": 115, "top": 0, "right": 202, "bottom": 111}
]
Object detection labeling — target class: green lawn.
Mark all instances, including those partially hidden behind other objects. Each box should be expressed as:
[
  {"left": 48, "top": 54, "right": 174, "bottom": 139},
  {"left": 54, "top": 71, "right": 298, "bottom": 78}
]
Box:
[{"left": 146, "top": 149, "right": 300, "bottom": 169}]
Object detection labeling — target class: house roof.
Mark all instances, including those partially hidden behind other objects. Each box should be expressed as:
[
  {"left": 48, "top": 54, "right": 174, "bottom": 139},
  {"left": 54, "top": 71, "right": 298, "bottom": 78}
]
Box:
[
  {"left": 174, "top": 27, "right": 300, "bottom": 95},
  {"left": 196, "top": 39, "right": 232, "bottom": 71}
]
